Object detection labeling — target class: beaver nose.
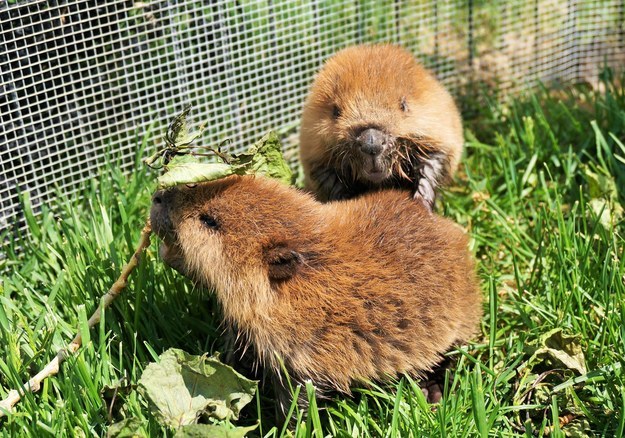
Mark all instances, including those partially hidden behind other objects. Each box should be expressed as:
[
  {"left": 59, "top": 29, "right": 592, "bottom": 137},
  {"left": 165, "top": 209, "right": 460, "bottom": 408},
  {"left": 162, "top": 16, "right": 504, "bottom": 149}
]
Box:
[
  {"left": 150, "top": 190, "right": 173, "bottom": 235},
  {"left": 357, "top": 128, "right": 387, "bottom": 156},
  {"left": 152, "top": 190, "right": 169, "bottom": 206},
  {"left": 152, "top": 188, "right": 178, "bottom": 205}
]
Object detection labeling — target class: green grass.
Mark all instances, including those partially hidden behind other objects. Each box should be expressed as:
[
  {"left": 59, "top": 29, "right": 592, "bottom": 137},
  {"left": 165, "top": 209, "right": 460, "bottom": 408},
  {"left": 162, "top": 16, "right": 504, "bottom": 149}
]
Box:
[{"left": 1, "top": 73, "right": 625, "bottom": 437}]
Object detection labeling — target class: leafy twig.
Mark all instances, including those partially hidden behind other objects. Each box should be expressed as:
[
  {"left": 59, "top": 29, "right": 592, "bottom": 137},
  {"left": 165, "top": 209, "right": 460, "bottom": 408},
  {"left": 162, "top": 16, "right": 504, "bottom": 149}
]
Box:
[
  {"left": 143, "top": 105, "right": 232, "bottom": 170},
  {"left": 0, "top": 222, "right": 152, "bottom": 418}
]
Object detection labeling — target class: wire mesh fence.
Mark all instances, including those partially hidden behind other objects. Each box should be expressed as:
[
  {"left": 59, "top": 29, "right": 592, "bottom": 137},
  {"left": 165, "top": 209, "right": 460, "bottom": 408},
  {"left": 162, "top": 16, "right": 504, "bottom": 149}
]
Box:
[{"left": 1, "top": 0, "right": 624, "bottom": 239}]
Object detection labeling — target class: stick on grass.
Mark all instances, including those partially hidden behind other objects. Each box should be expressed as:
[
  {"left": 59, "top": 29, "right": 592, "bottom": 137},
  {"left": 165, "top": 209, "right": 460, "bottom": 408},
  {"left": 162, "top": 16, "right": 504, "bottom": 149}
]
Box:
[{"left": 0, "top": 221, "right": 152, "bottom": 418}]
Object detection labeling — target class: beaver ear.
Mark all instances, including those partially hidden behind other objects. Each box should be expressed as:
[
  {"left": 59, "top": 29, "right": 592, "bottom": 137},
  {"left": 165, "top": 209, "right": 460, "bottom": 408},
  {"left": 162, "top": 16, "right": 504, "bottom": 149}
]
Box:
[{"left": 264, "top": 245, "right": 302, "bottom": 281}]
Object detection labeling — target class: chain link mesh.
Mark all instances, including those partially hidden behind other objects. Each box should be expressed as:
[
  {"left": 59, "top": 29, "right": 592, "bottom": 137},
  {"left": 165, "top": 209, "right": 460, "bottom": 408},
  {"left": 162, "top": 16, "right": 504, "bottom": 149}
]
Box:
[{"left": 1, "top": 0, "right": 623, "bottom": 236}]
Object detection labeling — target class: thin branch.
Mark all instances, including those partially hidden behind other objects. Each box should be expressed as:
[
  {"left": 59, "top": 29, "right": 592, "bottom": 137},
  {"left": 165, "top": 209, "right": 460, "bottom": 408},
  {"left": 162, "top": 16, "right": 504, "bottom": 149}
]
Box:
[{"left": 0, "top": 221, "right": 153, "bottom": 418}]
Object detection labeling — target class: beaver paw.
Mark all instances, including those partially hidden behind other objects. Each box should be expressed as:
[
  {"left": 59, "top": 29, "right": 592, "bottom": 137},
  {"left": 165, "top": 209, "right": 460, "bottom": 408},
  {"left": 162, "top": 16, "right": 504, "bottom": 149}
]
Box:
[
  {"left": 413, "top": 153, "right": 448, "bottom": 211},
  {"left": 420, "top": 381, "right": 443, "bottom": 404},
  {"left": 420, "top": 355, "right": 453, "bottom": 405},
  {"left": 413, "top": 188, "right": 435, "bottom": 212}
]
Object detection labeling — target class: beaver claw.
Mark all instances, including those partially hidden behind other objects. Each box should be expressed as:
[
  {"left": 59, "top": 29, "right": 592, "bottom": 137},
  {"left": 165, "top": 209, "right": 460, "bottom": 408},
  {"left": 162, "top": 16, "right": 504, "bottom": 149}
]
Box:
[{"left": 413, "top": 152, "right": 448, "bottom": 212}]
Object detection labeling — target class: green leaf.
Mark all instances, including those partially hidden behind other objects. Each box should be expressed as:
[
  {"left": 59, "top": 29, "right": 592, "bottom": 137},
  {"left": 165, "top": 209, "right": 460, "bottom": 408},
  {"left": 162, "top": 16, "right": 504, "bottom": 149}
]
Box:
[
  {"left": 174, "top": 423, "right": 258, "bottom": 438},
  {"left": 107, "top": 417, "right": 146, "bottom": 438},
  {"left": 148, "top": 106, "right": 291, "bottom": 186},
  {"left": 562, "top": 417, "right": 592, "bottom": 438},
  {"left": 230, "top": 131, "right": 293, "bottom": 185},
  {"left": 156, "top": 132, "right": 292, "bottom": 188},
  {"left": 581, "top": 162, "right": 623, "bottom": 228},
  {"left": 525, "top": 328, "right": 587, "bottom": 375},
  {"left": 166, "top": 106, "right": 205, "bottom": 148},
  {"left": 167, "top": 153, "right": 201, "bottom": 167},
  {"left": 144, "top": 106, "right": 207, "bottom": 169},
  {"left": 582, "top": 163, "right": 618, "bottom": 201},
  {"left": 138, "top": 348, "right": 257, "bottom": 429},
  {"left": 157, "top": 163, "right": 234, "bottom": 189}
]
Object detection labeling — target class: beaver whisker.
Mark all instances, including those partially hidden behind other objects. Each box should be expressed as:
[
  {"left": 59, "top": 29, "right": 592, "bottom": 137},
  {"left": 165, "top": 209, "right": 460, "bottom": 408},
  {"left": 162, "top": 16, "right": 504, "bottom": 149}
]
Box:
[
  {"left": 394, "top": 161, "right": 411, "bottom": 181},
  {"left": 326, "top": 143, "right": 341, "bottom": 163},
  {"left": 329, "top": 141, "right": 352, "bottom": 161},
  {"left": 343, "top": 155, "right": 358, "bottom": 183},
  {"left": 396, "top": 134, "right": 443, "bottom": 159},
  {"left": 330, "top": 143, "right": 359, "bottom": 183},
  {"left": 328, "top": 140, "right": 348, "bottom": 155},
  {"left": 384, "top": 140, "right": 417, "bottom": 182}
]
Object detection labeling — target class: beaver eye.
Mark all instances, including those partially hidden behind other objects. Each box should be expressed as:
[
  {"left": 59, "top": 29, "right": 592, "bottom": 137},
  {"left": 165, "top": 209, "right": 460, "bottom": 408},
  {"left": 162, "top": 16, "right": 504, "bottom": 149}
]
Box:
[
  {"left": 400, "top": 97, "right": 408, "bottom": 112},
  {"left": 332, "top": 104, "right": 341, "bottom": 119},
  {"left": 199, "top": 213, "right": 219, "bottom": 230}
]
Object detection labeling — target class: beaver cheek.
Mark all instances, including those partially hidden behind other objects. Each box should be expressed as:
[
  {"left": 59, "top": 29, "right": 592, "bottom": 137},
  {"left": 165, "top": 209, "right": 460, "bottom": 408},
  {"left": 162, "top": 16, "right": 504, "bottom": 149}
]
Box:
[
  {"left": 159, "top": 242, "right": 188, "bottom": 275},
  {"left": 159, "top": 242, "right": 173, "bottom": 261}
]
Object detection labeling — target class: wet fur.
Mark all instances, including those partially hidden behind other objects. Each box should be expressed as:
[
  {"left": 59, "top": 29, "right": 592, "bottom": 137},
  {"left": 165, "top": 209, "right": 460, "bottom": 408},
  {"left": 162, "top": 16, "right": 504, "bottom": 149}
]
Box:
[
  {"left": 300, "top": 44, "right": 463, "bottom": 208},
  {"left": 150, "top": 175, "right": 481, "bottom": 415}
]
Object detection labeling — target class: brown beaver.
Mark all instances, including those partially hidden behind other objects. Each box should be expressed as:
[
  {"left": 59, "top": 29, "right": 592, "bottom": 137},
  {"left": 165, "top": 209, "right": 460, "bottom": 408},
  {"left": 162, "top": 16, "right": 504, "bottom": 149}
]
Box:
[
  {"left": 300, "top": 44, "right": 463, "bottom": 209},
  {"left": 150, "top": 175, "right": 481, "bottom": 415}
]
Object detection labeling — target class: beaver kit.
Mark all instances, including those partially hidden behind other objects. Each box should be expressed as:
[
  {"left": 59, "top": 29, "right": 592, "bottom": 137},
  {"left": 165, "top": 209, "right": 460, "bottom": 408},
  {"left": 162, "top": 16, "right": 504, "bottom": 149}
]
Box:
[
  {"left": 300, "top": 44, "right": 463, "bottom": 209},
  {"left": 150, "top": 175, "right": 481, "bottom": 415}
]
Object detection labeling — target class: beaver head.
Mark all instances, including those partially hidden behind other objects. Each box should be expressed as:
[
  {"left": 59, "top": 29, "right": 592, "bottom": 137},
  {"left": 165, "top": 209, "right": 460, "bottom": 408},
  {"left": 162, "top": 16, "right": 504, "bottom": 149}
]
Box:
[{"left": 300, "top": 44, "right": 463, "bottom": 206}]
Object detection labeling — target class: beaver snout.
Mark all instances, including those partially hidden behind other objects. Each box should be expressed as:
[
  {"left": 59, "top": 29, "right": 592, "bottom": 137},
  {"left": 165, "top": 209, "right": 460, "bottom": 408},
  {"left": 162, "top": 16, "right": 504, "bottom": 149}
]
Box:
[
  {"left": 356, "top": 128, "right": 389, "bottom": 157},
  {"left": 353, "top": 127, "right": 393, "bottom": 184},
  {"left": 150, "top": 189, "right": 189, "bottom": 274},
  {"left": 150, "top": 189, "right": 174, "bottom": 241}
]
